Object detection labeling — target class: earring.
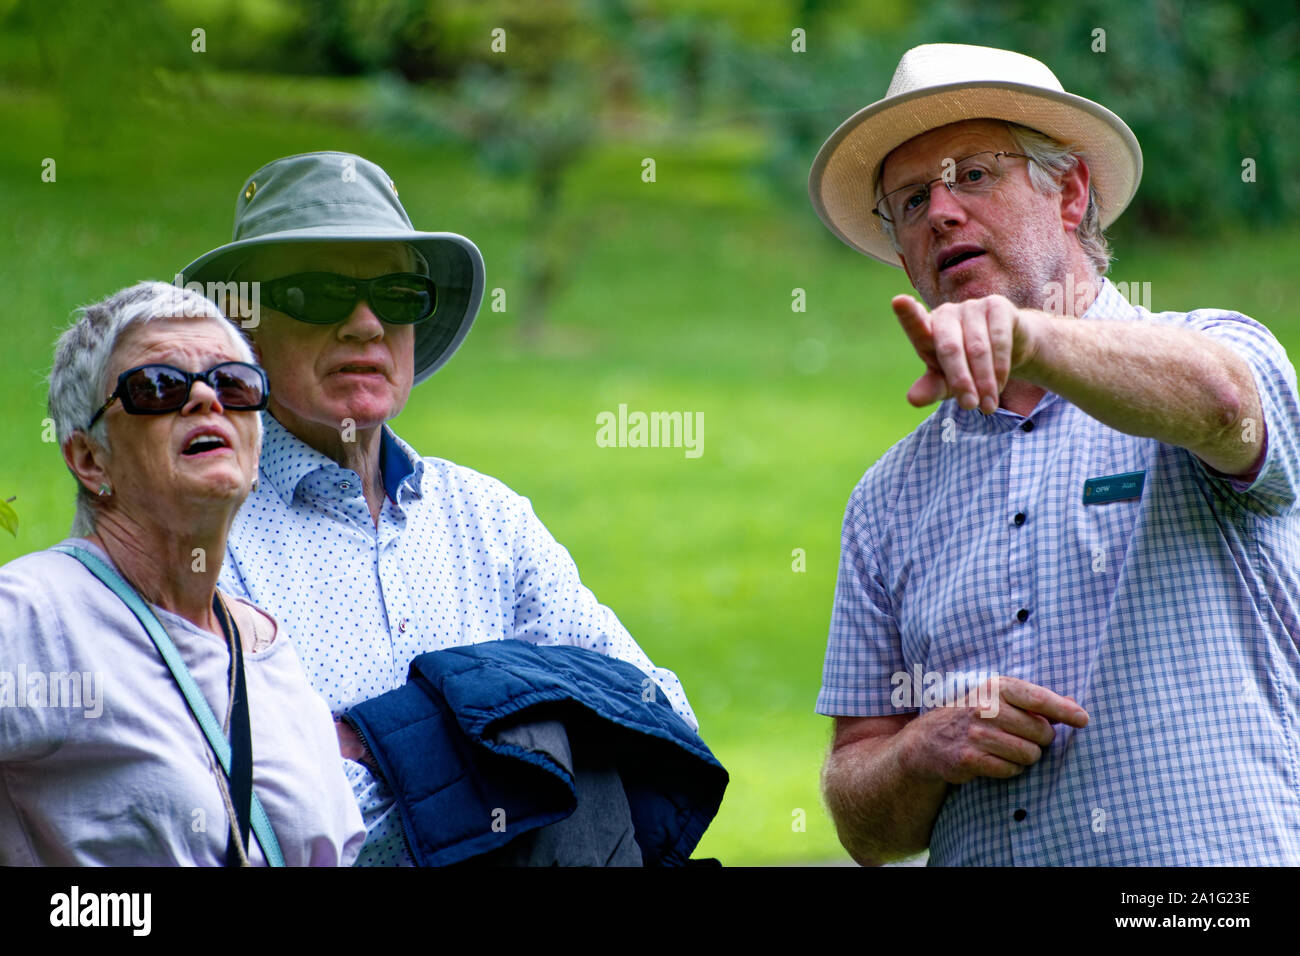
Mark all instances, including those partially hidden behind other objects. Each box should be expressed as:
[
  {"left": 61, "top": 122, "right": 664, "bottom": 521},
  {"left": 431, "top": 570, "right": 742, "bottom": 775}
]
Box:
[
  {"left": 97, "top": 483, "right": 112, "bottom": 497},
  {"left": 250, "top": 477, "right": 260, "bottom": 492}
]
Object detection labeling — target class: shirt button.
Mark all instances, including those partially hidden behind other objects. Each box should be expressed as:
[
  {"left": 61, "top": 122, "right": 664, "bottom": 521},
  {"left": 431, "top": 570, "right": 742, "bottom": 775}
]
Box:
[
  {"left": 1016, "top": 608, "right": 1029, "bottom": 622},
  {"left": 1013, "top": 808, "right": 1027, "bottom": 822},
  {"left": 1013, "top": 512, "right": 1026, "bottom": 526},
  {"left": 398, "top": 618, "right": 409, "bottom": 633},
  {"left": 340, "top": 481, "right": 351, "bottom": 491},
  {"left": 1020, "top": 420, "right": 1034, "bottom": 432}
]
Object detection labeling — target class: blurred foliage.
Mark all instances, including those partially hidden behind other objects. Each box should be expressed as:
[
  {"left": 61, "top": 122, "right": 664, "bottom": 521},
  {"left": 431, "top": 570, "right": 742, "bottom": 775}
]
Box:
[
  {"left": 2, "top": 0, "right": 193, "bottom": 154},
  {"left": 5, "top": 0, "right": 1294, "bottom": 306},
  {"left": 370, "top": 1, "right": 609, "bottom": 337},
  {"left": 899, "top": 0, "right": 1300, "bottom": 231}
]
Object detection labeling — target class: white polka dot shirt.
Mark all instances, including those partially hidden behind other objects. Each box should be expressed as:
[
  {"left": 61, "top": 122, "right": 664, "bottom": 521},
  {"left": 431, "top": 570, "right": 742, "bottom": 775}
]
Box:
[{"left": 220, "top": 413, "right": 697, "bottom": 863}]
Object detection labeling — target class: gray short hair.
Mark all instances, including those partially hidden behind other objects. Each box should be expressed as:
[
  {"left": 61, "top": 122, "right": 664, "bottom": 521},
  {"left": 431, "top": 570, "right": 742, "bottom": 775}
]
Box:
[
  {"left": 49, "top": 280, "right": 257, "bottom": 536},
  {"left": 876, "top": 121, "right": 1112, "bottom": 275}
]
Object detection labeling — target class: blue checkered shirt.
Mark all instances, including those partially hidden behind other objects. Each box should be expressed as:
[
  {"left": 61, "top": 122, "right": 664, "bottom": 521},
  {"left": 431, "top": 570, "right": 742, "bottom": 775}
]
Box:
[{"left": 817, "top": 279, "right": 1300, "bottom": 865}]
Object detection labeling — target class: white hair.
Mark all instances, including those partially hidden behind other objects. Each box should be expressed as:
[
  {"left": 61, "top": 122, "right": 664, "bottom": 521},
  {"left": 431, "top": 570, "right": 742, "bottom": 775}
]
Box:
[
  {"left": 1006, "top": 123, "right": 1111, "bottom": 275},
  {"left": 48, "top": 280, "right": 257, "bottom": 536}
]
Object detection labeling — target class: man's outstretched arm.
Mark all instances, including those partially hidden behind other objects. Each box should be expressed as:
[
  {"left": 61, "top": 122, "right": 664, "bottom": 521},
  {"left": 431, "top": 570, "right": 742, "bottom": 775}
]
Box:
[{"left": 892, "top": 294, "right": 1265, "bottom": 476}]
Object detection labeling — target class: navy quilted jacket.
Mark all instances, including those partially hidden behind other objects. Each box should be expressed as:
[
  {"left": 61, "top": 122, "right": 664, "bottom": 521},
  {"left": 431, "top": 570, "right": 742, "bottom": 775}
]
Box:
[{"left": 345, "top": 639, "right": 728, "bottom": 866}]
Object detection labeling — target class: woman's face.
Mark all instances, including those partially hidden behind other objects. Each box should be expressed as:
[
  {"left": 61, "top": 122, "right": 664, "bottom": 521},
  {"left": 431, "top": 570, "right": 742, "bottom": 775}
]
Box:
[{"left": 96, "top": 317, "right": 262, "bottom": 516}]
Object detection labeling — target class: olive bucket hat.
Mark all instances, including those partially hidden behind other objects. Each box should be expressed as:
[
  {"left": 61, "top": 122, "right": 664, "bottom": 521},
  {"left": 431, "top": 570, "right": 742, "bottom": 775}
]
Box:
[{"left": 179, "top": 150, "right": 485, "bottom": 385}]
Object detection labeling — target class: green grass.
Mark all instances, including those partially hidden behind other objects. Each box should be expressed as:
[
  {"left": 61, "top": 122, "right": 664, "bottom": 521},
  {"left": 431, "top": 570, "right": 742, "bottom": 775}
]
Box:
[{"left": 3, "top": 72, "right": 1300, "bottom": 865}]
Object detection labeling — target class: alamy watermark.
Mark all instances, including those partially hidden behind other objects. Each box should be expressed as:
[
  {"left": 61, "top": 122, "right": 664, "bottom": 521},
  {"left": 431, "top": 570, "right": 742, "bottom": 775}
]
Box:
[
  {"left": 891, "top": 666, "right": 1000, "bottom": 717},
  {"left": 1042, "top": 274, "right": 1152, "bottom": 314},
  {"left": 50, "top": 886, "right": 150, "bottom": 936},
  {"left": 0, "top": 666, "right": 103, "bottom": 718},
  {"left": 169, "top": 273, "right": 261, "bottom": 329},
  {"left": 596, "top": 404, "right": 703, "bottom": 459}
]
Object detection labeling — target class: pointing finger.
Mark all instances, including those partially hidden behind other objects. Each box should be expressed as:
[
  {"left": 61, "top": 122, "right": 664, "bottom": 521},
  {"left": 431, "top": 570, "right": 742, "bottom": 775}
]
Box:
[{"left": 892, "top": 295, "right": 936, "bottom": 362}]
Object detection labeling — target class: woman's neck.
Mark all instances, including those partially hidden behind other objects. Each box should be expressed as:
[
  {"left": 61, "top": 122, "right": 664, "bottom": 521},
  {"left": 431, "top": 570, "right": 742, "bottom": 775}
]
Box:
[{"left": 89, "top": 507, "right": 230, "bottom": 634}]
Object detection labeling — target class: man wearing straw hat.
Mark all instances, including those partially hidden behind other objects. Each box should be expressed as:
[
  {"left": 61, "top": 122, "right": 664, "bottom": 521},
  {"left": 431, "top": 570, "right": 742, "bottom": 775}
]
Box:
[
  {"left": 180, "top": 151, "right": 700, "bottom": 865},
  {"left": 810, "top": 45, "right": 1300, "bottom": 865}
]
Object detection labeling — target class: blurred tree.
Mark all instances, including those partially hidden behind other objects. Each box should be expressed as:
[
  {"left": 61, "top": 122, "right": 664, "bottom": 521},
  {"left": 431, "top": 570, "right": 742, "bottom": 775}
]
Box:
[
  {"left": 596, "top": 0, "right": 910, "bottom": 210},
  {"left": 373, "top": 0, "right": 608, "bottom": 342},
  {"left": 278, "top": 0, "right": 452, "bottom": 79}
]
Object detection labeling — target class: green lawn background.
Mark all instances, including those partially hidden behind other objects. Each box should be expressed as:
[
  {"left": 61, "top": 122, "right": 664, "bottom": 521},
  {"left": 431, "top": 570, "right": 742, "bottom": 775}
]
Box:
[{"left": 2, "top": 77, "right": 1297, "bottom": 864}]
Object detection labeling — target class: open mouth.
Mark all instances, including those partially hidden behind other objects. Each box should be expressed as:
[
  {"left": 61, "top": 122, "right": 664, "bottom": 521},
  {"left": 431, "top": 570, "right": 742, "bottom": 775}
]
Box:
[
  {"left": 940, "top": 250, "right": 986, "bottom": 272},
  {"left": 182, "top": 434, "right": 231, "bottom": 456},
  {"left": 335, "top": 364, "right": 383, "bottom": 375}
]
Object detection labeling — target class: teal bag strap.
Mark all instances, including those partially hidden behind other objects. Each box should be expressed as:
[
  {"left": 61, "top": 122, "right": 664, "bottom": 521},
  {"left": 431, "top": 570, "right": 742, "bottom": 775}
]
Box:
[{"left": 52, "top": 544, "right": 286, "bottom": 867}]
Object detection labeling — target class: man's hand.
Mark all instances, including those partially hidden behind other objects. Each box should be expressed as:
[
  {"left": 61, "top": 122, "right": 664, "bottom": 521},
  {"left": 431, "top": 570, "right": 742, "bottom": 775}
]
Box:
[
  {"left": 335, "top": 717, "right": 374, "bottom": 769},
  {"left": 892, "top": 294, "right": 1043, "bottom": 413},
  {"left": 821, "top": 677, "right": 1089, "bottom": 864},
  {"left": 901, "top": 675, "right": 1089, "bottom": 785}
]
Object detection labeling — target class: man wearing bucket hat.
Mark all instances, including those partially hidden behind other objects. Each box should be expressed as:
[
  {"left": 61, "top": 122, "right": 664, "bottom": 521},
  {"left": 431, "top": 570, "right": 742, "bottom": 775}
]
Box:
[
  {"left": 181, "top": 151, "right": 699, "bottom": 865},
  {"left": 811, "top": 46, "right": 1300, "bottom": 865}
]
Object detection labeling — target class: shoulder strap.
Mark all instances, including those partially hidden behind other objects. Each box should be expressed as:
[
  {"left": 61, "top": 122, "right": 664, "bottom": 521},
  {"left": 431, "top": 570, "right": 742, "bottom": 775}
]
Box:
[
  {"left": 52, "top": 544, "right": 285, "bottom": 867},
  {"left": 213, "top": 593, "right": 253, "bottom": 866}
]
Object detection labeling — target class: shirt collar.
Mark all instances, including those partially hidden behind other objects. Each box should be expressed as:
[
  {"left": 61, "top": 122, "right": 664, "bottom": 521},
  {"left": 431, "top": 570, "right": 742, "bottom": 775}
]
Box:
[
  {"left": 260, "top": 412, "right": 423, "bottom": 505},
  {"left": 948, "top": 277, "right": 1135, "bottom": 430},
  {"left": 379, "top": 425, "right": 422, "bottom": 501},
  {"left": 1079, "top": 276, "right": 1139, "bottom": 322}
]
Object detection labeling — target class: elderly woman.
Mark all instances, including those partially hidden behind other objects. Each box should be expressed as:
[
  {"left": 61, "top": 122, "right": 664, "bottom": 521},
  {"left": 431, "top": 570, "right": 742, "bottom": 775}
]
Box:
[
  {"left": 180, "top": 152, "right": 705, "bottom": 865},
  {"left": 0, "top": 281, "right": 365, "bottom": 866}
]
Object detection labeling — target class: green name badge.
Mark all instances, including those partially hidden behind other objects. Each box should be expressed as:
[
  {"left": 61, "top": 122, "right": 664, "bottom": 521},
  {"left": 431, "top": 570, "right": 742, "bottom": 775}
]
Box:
[{"left": 1083, "top": 470, "right": 1146, "bottom": 504}]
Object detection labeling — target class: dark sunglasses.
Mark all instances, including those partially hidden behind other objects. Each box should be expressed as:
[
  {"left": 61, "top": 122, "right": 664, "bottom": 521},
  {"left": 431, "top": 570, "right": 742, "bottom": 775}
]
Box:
[
  {"left": 261, "top": 272, "right": 437, "bottom": 325},
  {"left": 86, "top": 361, "right": 269, "bottom": 430}
]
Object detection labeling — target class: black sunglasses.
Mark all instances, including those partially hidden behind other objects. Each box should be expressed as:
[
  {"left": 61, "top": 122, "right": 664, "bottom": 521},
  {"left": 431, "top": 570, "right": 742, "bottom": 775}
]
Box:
[
  {"left": 261, "top": 272, "right": 438, "bottom": 325},
  {"left": 86, "top": 361, "right": 269, "bottom": 430}
]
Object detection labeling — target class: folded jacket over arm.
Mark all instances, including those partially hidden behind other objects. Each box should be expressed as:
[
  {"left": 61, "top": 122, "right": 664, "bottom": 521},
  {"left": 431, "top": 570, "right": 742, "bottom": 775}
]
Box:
[{"left": 345, "top": 639, "right": 728, "bottom": 866}]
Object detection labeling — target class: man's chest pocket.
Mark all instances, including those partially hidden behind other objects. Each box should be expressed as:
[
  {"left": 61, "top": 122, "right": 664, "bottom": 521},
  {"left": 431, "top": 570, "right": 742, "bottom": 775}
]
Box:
[
  {"left": 1070, "top": 430, "right": 1151, "bottom": 582},
  {"left": 1075, "top": 494, "right": 1143, "bottom": 581}
]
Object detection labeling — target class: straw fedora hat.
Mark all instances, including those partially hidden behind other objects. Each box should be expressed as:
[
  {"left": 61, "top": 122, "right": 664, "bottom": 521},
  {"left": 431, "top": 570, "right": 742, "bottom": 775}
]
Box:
[
  {"left": 809, "top": 43, "right": 1143, "bottom": 267},
  {"left": 180, "top": 151, "right": 485, "bottom": 386}
]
